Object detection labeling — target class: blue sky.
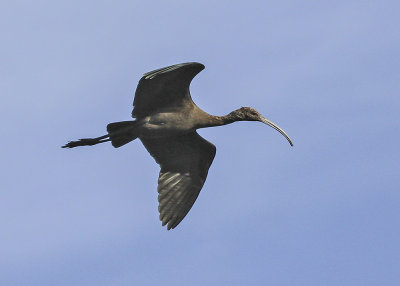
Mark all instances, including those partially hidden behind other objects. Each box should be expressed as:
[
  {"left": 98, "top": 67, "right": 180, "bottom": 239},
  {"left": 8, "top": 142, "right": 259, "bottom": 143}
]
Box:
[{"left": 1, "top": 1, "right": 399, "bottom": 285}]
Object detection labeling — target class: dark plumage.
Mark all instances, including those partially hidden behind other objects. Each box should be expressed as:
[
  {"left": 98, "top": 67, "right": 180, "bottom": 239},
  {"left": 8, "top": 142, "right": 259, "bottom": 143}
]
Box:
[{"left": 63, "top": 62, "right": 293, "bottom": 230}]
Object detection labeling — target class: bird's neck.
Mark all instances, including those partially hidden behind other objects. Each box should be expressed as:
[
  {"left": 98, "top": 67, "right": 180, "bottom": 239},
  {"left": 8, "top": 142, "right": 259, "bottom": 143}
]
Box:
[{"left": 197, "top": 110, "right": 241, "bottom": 128}]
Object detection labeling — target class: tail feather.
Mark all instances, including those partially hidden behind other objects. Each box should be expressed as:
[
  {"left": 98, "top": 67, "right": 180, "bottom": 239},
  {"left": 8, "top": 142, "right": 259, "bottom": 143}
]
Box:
[{"left": 107, "top": 121, "right": 138, "bottom": 148}]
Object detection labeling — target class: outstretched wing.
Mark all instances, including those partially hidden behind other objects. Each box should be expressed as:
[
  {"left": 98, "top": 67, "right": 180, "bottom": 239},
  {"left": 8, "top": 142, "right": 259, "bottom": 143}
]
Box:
[
  {"left": 132, "top": 62, "right": 205, "bottom": 118},
  {"left": 140, "top": 132, "right": 216, "bottom": 230}
]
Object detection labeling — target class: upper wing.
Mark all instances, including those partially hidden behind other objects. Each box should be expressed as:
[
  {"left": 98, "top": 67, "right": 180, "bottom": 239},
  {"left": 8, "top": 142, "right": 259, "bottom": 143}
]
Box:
[
  {"left": 132, "top": 62, "right": 205, "bottom": 118},
  {"left": 140, "top": 132, "right": 216, "bottom": 230}
]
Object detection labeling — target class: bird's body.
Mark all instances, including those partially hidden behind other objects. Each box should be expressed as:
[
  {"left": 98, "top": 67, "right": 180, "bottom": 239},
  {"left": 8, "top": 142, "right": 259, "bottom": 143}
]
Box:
[
  {"left": 63, "top": 62, "right": 293, "bottom": 230},
  {"left": 136, "top": 108, "right": 200, "bottom": 137}
]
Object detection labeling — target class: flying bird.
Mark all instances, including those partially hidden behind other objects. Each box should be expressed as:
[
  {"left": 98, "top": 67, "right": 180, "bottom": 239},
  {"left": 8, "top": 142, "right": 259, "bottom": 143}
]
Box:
[{"left": 63, "top": 62, "right": 293, "bottom": 230}]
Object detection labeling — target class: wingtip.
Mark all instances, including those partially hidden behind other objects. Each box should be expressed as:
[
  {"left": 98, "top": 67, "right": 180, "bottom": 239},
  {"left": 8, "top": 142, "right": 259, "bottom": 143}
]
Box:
[
  {"left": 161, "top": 217, "right": 181, "bottom": 230},
  {"left": 142, "top": 62, "right": 205, "bottom": 79}
]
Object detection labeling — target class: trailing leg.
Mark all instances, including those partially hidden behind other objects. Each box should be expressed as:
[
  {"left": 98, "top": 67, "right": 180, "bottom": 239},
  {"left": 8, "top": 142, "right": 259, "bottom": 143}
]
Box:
[
  {"left": 62, "top": 135, "right": 110, "bottom": 148},
  {"left": 62, "top": 120, "right": 139, "bottom": 149}
]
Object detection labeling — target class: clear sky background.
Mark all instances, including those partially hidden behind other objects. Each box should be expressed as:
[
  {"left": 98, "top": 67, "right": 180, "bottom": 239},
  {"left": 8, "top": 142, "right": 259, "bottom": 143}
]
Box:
[{"left": 1, "top": 1, "right": 399, "bottom": 285}]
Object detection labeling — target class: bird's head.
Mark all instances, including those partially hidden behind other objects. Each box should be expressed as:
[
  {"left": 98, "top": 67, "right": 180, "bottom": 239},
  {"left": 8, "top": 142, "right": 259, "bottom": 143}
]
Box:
[{"left": 230, "top": 107, "right": 294, "bottom": 146}]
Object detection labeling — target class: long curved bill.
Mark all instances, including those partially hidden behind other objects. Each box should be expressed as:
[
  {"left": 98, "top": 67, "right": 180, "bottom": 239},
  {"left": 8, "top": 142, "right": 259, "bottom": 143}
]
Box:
[{"left": 260, "top": 117, "right": 294, "bottom": 146}]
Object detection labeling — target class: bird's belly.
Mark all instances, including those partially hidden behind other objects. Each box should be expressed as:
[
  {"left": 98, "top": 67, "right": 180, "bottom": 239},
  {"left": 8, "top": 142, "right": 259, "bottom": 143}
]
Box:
[{"left": 138, "top": 114, "right": 195, "bottom": 138}]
